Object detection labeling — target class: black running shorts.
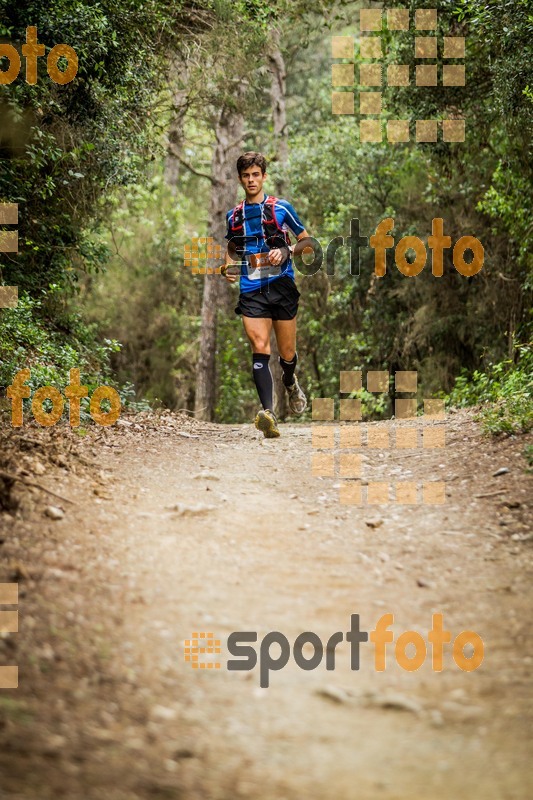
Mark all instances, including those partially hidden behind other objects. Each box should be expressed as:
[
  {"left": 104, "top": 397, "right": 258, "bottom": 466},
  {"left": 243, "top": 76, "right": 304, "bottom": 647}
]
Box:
[{"left": 235, "top": 276, "right": 301, "bottom": 320}]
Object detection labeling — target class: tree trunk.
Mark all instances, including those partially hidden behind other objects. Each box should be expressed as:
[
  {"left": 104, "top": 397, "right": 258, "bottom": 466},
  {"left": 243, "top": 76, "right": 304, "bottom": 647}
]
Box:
[
  {"left": 268, "top": 29, "right": 288, "bottom": 197},
  {"left": 268, "top": 30, "right": 290, "bottom": 420},
  {"left": 194, "top": 105, "right": 244, "bottom": 421}
]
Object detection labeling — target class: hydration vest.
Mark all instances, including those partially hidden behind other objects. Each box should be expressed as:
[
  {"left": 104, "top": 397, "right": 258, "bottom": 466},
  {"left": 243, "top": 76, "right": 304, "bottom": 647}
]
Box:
[{"left": 228, "top": 196, "right": 291, "bottom": 258}]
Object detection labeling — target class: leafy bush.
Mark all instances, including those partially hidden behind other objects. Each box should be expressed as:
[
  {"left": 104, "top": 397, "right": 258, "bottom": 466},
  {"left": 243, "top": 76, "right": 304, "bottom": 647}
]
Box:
[
  {"left": 0, "top": 291, "right": 140, "bottom": 423},
  {"left": 447, "top": 342, "right": 533, "bottom": 435}
]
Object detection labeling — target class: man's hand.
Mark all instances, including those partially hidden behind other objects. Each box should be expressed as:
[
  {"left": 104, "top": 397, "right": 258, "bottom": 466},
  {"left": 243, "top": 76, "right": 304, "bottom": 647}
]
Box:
[
  {"left": 221, "top": 264, "right": 239, "bottom": 283},
  {"left": 268, "top": 248, "right": 287, "bottom": 266}
]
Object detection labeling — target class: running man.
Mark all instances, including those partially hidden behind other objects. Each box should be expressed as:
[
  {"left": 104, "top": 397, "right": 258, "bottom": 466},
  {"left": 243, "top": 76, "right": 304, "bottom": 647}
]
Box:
[{"left": 221, "top": 151, "right": 309, "bottom": 438}]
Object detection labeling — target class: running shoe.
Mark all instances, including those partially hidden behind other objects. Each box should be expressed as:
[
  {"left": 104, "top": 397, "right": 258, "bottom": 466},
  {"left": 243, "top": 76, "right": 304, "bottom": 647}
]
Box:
[
  {"left": 254, "top": 409, "right": 280, "bottom": 438},
  {"left": 285, "top": 375, "right": 307, "bottom": 415}
]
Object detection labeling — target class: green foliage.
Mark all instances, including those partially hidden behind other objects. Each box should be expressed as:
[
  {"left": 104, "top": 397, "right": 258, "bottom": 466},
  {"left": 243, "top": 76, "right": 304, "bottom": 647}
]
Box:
[
  {"left": 262, "top": 0, "right": 533, "bottom": 419},
  {"left": 477, "top": 164, "right": 533, "bottom": 284},
  {"left": 0, "top": 291, "right": 131, "bottom": 422},
  {"left": 0, "top": 0, "right": 289, "bottom": 413},
  {"left": 0, "top": 0, "right": 227, "bottom": 406},
  {"left": 447, "top": 343, "right": 533, "bottom": 435},
  {"left": 215, "top": 314, "right": 259, "bottom": 423},
  {"left": 523, "top": 444, "right": 533, "bottom": 470},
  {"left": 0, "top": 0, "right": 202, "bottom": 296},
  {"left": 2, "top": 0, "right": 531, "bottom": 426},
  {"left": 0, "top": 292, "right": 120, "bottom": 384},
  {"left": 79, "top": 170, "right": 205, "bottom": 410}
]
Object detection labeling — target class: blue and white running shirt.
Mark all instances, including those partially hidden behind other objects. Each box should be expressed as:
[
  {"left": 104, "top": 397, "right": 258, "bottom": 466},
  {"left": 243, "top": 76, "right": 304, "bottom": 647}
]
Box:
[{"left": 225, "top": 196, "right": 305, "bottom": 294}]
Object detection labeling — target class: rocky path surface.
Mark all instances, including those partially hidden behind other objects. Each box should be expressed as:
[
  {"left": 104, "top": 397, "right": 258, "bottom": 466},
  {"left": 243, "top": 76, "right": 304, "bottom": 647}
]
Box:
[{"left": 0, "top": 409, "right": 532, "bottom": 799}]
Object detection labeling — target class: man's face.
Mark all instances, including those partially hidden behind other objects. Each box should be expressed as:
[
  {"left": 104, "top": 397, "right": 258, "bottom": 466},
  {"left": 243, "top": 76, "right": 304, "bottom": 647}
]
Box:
[{"left": 239, "top": 165, "right": 266, "bottom": 196}]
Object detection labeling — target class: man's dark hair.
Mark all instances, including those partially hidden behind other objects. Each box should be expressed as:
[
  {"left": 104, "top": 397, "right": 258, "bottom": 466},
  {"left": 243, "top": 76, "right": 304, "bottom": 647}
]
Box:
[{"left": 236, "top": 151, "right": 267, "bottom": 176}]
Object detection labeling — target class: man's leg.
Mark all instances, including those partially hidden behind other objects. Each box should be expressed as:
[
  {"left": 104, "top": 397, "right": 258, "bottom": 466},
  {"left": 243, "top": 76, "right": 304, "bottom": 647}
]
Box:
[
  {"left": 272, "top": 318, "right": 297, "bottom": 386},
  {"left": 242, "top": 315, "right": 280, "bottom": 438},
  {"left": 242, "top": 316, "right": 274, "bottom": 410},
  {"left": 273, "top": 317, "right": 307, "bottom": 413}
]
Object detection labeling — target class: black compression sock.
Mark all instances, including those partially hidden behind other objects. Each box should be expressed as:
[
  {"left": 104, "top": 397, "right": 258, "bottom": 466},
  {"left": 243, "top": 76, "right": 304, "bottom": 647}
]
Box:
[
  {"left": 279, "top": 353, "right": 298, "bottom": 387},
  {"left": 252, "top": 353, "right": 273, "bottom": 410}
]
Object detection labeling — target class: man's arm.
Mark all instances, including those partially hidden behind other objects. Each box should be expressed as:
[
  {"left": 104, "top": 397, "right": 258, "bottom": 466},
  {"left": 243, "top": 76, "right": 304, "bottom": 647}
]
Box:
[
  {"left": 221, "top": 211, "right": 242, "bottom": 283},
  {"left": 221, "top": 245, "right": 240, "bottom": 283},
  {"left": 268, "top": 229, "right": 311, "bottom": 266},
  {"left": 292, "top": 229, "right": 312, "bottom": 255},
  {"left": 268, "top": 200, "right": 310, "bottom": 266}
]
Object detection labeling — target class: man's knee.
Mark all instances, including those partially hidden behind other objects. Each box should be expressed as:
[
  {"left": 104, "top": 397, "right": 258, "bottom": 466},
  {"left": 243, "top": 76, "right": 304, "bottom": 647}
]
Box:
[
  {"left": 252, "top": 340, "right": 270, "bottom": 353},
  {"left": 278, "top": 346, "right": 295, "bottom": 361},
  {"left": 246, "top": 329, "right": 270, "bottom": 352}
]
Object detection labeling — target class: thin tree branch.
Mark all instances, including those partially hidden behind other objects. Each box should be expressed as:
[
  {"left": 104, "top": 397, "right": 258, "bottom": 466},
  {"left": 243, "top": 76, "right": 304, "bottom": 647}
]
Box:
[
  {"left": 172, "top": 149, "right": 217, "bottom": 183},
  {"left": 0, "top": 470, "right": 76, "bottom": 505}
]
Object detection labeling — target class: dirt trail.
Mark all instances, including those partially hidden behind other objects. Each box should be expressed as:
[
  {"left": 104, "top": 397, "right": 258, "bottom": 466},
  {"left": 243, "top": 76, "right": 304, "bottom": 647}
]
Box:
[{"left": 1, "top": 410, "right": 532, "bottom": 799}]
